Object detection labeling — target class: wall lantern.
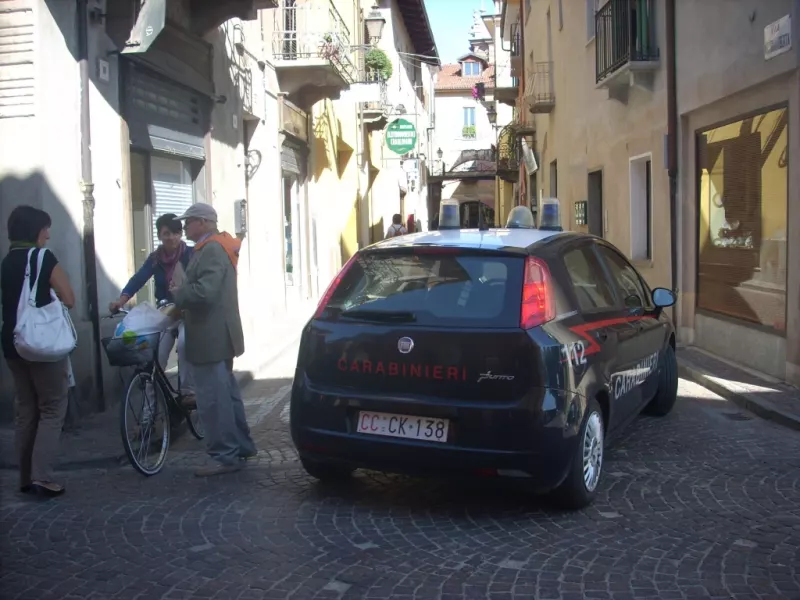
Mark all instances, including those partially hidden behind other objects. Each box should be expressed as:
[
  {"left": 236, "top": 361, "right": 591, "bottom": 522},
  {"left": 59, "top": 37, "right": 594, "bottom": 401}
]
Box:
[
  {"left": 365, "top": 5, "right": 386, "bottom": 44},
  {"left": 437, "top": 147, "right": 443, "bottom": 160},
  {"left": 485, "top": 103, "right": 497, "bottom": 125}
]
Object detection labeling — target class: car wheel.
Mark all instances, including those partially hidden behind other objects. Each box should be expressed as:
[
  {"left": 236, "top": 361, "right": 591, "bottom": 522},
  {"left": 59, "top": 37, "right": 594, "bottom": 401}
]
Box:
[
  {"left": 551, "top": 397, "right": 604, "bottom": 510},
  {"left": 301, "top": 457, "right": 354, "bottom": 482},
  {"left": 643, "top": 344, "right": 679, "bottom": 417}
]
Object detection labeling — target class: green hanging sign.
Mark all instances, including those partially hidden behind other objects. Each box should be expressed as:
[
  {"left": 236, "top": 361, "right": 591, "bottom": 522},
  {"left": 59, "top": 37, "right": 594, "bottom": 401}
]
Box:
[{"left": 385, "top": 118, "right": 417, "bottom": 155}]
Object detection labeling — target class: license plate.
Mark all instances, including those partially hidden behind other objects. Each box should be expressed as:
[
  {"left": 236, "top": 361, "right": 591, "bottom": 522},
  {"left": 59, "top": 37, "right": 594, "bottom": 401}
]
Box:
[{"left": 356, "top": 411, "right": 449, "bottom": 443}]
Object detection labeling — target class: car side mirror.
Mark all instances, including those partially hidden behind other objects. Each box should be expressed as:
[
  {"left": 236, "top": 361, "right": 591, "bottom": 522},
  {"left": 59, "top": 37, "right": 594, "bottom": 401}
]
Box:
[{"left": 652, "top": 288, "right": 676, "bottom": 308}]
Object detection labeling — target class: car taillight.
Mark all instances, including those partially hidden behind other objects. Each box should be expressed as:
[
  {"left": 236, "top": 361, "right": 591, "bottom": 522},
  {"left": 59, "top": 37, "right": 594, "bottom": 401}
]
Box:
[
  {"left": 313, "top": 254, "right": 358, "bottom": 319},
  {"left": 520, "top": 256, "right": 555, "bottom": 329}
]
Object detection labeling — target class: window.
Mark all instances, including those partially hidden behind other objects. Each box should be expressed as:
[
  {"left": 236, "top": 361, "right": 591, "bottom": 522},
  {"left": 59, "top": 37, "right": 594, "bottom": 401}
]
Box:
[
  {"left": 462, "top": 61, "right": 481, "bottom": 76},
  {"left": 550, "top": 160, "right": 558, "bottom": 197},
  {"left": 563, "top": 246, "right": 616, "bottom": 311},
  {"left": 325, "top": 253, "right": 525, "bottom": 328},
  {"left": 697, "top": 106, "right": 788, "bottom": 332},
  {"left": 630, "top": 156, "right": 652, "bottom": 260},
  {"left": 462, "top": 107, "right": 476, "bottom": 139},
  {"left": 597, "top": 246, "right": 649, "bottom": 309}
]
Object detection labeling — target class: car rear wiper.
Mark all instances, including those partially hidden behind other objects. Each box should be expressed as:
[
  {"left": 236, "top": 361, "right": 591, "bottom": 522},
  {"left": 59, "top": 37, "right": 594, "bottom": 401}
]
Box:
[{"left": 340, "top": 309, "right": 417, "bottom": 323}]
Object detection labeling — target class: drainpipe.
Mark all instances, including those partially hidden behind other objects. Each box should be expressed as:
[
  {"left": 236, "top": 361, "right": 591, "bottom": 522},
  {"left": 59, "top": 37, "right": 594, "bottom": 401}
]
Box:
[
  {"left": 665, "top": 0, "right": 678, "bottom": 303},
  {"left": 77, "top": 0, "right": 105, "bottom": 410}
]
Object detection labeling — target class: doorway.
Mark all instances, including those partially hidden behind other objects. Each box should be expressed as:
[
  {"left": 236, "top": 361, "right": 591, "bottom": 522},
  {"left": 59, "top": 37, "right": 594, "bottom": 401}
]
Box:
[{"left": 588, "top": 169, "right": 604, "bottom": 237}]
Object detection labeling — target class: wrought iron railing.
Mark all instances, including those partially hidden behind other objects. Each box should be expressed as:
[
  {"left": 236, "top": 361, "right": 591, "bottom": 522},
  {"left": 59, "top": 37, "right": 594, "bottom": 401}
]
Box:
[
  {"left": 595, "top": 0, "right": 659, "bottom": 83},
  {"left": 363, "top": 70, "right": 388, "bottom": 113},
  {"left": 272, "top": 0, "right": 356, "bottom": 84},
  {"left": 510, "top": 23, "right": 521, "bottom": 57},
  {"left": 497, "top": 124, "right": 520, "bottom": 175},
  {"left": 525, "top": 61, "right": 554, "bottom": 106}
]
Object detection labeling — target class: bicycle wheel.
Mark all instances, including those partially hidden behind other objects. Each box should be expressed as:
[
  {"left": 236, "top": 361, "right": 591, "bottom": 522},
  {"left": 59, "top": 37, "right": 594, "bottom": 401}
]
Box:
[
  {"left": 120, "top": 371, "right": 170, "bottom": 476},
  {"left": 185, "top": 406, "right": 205, "bottom": 441}
]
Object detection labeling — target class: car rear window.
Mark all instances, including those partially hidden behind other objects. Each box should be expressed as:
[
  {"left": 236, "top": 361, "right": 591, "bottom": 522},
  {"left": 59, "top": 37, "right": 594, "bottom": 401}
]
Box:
[{"left": 324, "top": 251, "right": 525, "bottom": 328}]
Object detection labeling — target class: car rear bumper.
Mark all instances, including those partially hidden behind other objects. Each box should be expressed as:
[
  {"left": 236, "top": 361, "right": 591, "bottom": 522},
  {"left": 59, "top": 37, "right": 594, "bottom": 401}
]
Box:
[{"left": 290, "top": 376, "right": 584, "bottom": 492}]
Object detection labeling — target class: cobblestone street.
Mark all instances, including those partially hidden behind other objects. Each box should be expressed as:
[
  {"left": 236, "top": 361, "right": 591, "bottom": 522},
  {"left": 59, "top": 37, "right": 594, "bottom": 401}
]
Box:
[{"left": 2, "top": 342, "right": 800, "bottom": 600}]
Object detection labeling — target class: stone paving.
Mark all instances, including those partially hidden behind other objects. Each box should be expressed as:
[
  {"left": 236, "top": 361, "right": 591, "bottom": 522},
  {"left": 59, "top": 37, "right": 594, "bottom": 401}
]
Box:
[{"left": 2, "top": 342, "right": 800, "bottom": 600}]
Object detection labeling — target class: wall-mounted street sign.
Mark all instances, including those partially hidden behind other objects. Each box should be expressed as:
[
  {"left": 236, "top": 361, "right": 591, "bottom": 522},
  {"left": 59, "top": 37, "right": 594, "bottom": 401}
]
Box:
[
  {"left": 764, "top": 14, "right": 791, "bottom": 60},
  {"left": 385, "top": 118, "right": 417, "bottom": 155}
]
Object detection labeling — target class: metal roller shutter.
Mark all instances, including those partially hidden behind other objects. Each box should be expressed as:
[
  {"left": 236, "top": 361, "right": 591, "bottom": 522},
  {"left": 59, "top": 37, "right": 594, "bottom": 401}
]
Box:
[
  {"left": 124, "top": 62, "right": 208, "bottom": 160},
  {"left": 150, "top": 156, "right": 194, "bottom": 249},
  {"left": 281, "top": 140, "right": 307, "bottom": 176}
]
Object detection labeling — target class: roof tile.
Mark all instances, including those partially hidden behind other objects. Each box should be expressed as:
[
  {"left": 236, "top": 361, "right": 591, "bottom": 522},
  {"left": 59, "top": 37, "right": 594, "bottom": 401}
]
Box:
[{"left": 435, "top": 63, "right": 495, "bottom": 91}]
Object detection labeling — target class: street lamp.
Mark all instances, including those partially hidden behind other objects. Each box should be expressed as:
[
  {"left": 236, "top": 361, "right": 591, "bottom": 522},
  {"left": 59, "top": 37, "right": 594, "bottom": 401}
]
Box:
[
  {"left": 365, "top": 5, "right": 386, "bottom": 44},
  {"left": 485, "top": 103, "right": 497, "bottom": 125},
  {"left": 437, "top": 147, "right": 443, "bottom": 160}
]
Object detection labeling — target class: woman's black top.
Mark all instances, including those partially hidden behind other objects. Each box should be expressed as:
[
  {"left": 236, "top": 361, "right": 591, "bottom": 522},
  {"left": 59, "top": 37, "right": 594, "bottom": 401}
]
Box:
[{"left": 1, "top": 248, "right": 58, "bottom": 361}]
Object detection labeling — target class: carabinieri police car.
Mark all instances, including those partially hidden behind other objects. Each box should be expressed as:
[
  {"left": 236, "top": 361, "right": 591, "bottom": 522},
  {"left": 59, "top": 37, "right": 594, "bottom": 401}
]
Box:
[{"left": 289, "top": 205, "right": 678, "bottom": 509}]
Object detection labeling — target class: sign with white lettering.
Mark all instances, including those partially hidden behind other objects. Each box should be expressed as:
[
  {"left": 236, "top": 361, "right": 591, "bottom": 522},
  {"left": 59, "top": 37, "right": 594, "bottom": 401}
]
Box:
[
  {"left": 385, "top": 118, "right": 417, "bottom": 155},
  {"left": 765, "top": 15, "right": 792, "bottom": 60}
]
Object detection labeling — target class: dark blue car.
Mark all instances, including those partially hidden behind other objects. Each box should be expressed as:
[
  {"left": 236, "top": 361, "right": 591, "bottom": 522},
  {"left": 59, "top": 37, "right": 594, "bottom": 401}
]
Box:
[{"left": 290, "top": 229, "right": 678, "bottom": 509}]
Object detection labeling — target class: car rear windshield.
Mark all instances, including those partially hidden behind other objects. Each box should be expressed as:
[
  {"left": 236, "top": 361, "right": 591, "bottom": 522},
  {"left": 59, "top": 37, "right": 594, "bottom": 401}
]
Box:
[{"left": 323, "top": 251, "right": 525, "bottom": 328}]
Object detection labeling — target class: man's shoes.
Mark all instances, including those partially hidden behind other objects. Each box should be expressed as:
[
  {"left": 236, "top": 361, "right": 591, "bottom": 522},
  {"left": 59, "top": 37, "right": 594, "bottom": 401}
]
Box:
[
  {"left": 181, "top": 394, "right": 197, "bottom": 410},
  {"left": 194, "top": 462, "right": 242, "bottom": 477},
  {"left": 239, "top": 449, "right": 259, "bottom": 460}
]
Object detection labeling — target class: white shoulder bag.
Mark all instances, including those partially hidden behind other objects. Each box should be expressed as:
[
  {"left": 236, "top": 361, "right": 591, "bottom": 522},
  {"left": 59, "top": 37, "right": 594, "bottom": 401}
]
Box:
[{"left": 14, "top": 248, "right": 77, "bottom": 362}]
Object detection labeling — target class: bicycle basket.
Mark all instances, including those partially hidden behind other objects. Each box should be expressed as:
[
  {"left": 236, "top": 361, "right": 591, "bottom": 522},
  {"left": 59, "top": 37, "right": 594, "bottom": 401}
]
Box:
[{"left": 101, "top": 332, "right": 161, "bottom": 367}]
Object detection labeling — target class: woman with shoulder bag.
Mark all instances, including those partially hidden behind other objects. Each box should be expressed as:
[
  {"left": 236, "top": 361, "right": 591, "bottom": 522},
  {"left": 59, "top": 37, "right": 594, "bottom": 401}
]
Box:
[{"left": 1, "top": 205, "right": 75, "bottom": 497}]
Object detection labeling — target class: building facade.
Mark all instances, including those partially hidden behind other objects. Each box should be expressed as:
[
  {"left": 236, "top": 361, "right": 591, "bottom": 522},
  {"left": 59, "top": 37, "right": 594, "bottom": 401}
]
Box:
[
  {"left": 503, "top": 0, "right": 800, "bottom": 387},
  {"left": 431, "top": 5, "right": 513, "bottom": 228},
  {"left": 675, "top": 0, "right": 799, "bottom": 385},
  {"left": 0, "top": 0, "right": 438, "bottom": 422}
]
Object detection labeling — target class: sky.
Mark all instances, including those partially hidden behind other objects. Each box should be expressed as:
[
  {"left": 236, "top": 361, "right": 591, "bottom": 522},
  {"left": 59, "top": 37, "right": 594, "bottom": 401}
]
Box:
[{"left": 425, "top": 0, "right": 488, "bottom": 64}]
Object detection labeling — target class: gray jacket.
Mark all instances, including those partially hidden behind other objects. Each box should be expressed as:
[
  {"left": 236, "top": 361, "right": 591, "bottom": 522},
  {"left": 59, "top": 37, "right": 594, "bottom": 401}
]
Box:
[{"left": 173, "top": 238, "right": 244, "bottom": 365}]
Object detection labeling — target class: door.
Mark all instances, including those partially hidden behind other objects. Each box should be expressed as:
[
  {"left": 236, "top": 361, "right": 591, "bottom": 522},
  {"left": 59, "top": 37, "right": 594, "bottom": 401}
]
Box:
[
  {"left": 588, "top": 170, "right": 603, "bottom": 237},
  {"left": 595, "top": 244, "right": 666, "bottom": 406},
  {"left": 558, "top": 241, "right": 639, "bottom": 432},
  {"left": 130, "top": 152, "right": 155, "bottom": 304}
]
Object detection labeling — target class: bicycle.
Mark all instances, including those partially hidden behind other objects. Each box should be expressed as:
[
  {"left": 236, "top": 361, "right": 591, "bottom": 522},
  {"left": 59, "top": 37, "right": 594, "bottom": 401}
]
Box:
[{"left": 101, "top": 305, "right": 204, "bottom": 476}]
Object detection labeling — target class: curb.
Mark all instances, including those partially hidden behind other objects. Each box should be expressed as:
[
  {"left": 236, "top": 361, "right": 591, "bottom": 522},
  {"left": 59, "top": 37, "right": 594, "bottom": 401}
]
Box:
[{"left": 677, "top": 359, "right": 800, "bottom": 433}]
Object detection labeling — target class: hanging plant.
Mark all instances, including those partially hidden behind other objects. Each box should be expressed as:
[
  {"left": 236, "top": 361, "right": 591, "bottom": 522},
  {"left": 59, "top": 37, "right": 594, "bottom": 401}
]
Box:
[{"left": 365, "top": 48, "right": 393, "bottom": 81}]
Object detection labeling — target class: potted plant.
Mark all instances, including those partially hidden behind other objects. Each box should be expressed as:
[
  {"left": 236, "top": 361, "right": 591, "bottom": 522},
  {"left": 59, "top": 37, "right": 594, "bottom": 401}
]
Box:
[
  {"left": 320, "top": 33, "right": 340, "bottom": 59},
  {"left": 462, "top": 125, "right": 476, "bottom": 139},
  {"left": 365, "top": 48, "right": 393, "bottom": 81}
]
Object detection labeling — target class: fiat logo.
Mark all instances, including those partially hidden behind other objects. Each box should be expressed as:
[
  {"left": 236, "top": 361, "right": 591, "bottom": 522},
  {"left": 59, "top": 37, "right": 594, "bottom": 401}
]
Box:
[{"left": 397, "top": 337, "right": 414, "bottom": 354}]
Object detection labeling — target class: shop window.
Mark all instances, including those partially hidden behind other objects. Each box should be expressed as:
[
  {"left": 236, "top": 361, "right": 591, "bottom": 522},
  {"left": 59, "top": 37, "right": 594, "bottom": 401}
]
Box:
[{"left": 696, "top": 106, "right": 788, "bottom": 333}]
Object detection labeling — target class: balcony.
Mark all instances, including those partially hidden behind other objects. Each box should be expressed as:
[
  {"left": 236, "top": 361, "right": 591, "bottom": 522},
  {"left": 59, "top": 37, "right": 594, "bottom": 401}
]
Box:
[
  {"left": 271, "top": 0, "right": 356, "bottom": 110},
  {"left": 595, "top": 0, "right": 659, "bottom": 97},
  {"left": 496, "top": 124, "right": 520, "bottom": 183},
  {"left": 494, "top": 70, "right": 518, "bottom": 107},
  {"left": 526, "top": 61, "right": 554, "bottom": 114},
  {"left": 362, "top": 71, "right": 389, "bottom": 123}
]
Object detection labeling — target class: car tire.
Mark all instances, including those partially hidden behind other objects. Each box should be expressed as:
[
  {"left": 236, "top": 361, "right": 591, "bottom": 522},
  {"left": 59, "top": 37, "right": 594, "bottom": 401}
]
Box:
[
  {"left": 301, "top": 457, "right": 354, "bottom": 482},
  {"left": 643, "top": 344, "right": 679, "bottom": 417},
  {"left": 551, "top": 397, "right": 604, "bottom": 510}
]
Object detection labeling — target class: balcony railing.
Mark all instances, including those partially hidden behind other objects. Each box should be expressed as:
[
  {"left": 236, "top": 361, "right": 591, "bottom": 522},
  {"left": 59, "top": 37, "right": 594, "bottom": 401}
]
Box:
[
  {"left": 526, "top": 61, "right": 554, "bottom": 112},
  {"left": 272, "top": 0, "right": 356, "bottom": 84},
  {"left": 363, "top": 70, "right": 388, "bottom": 114},
  {"left": 510, "top": 23, "right": 521, "bottom": 57},
  {"left": 595, "top": 0, "right": 659, "bottom": 84}
]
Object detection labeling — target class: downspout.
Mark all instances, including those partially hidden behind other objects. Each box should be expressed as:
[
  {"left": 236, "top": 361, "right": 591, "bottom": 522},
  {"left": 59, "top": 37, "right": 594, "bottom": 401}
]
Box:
[
  {"left": 665, "top": 0, "right": 678, "bottom": 302},
  {"left": 77, "top": 0, "right": 105, "bottom": 410}
]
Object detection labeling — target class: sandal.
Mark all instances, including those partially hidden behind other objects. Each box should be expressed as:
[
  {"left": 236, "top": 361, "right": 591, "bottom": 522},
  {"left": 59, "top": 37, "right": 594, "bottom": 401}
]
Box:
[{"left": 30, "top": 481, "right": 66, "bottom": 498}]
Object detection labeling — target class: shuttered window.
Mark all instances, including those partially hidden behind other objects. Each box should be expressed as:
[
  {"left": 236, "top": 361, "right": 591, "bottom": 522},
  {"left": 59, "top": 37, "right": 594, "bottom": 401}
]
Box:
[
  {"left": 150, "top": 155, "right": 194, "bottom": 248},
  {"left": 696, "top": 106, "right": 788, "bottom": 333},
  {"left": 0, "top": 0, "right": 35, "bottom": 118}
]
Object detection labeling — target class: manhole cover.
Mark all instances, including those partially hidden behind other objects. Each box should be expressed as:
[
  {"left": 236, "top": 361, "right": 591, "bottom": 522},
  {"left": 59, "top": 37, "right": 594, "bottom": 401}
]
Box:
[{"left": 722, "top": 412, "right": 752, "bottom": 421}]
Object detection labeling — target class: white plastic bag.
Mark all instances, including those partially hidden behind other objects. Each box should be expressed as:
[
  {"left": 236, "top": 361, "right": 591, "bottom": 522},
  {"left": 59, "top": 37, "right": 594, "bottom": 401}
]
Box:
[
  {"left": 14, "top": 248, "right": 77, "bottom": 362},
  {"left": 114, "top": 302, "right": 172, "bottom": 343}
]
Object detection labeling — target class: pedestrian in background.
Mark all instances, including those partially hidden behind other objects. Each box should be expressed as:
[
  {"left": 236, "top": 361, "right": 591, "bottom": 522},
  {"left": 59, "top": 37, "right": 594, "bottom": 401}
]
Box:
[
  {"left": 171, "top": 203, "right": 257, "bottom": 477},
  {"left": 386, "top": 214, "right": 407, "bottom": 238},
  {"left": 1, "top": 205, "right": 75, "bottom": 497}
]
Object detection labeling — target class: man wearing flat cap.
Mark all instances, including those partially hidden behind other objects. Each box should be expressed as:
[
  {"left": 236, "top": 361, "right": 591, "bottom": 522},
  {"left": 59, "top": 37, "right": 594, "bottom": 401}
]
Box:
[{"left": 171, "top": 203, "right": 257, "bottom": 477}]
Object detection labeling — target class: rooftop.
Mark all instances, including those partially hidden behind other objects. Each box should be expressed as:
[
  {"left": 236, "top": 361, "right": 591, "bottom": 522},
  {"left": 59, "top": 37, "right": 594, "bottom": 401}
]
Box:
[{"left": 435, "top": 63, "right": 496, "bottom": 91}]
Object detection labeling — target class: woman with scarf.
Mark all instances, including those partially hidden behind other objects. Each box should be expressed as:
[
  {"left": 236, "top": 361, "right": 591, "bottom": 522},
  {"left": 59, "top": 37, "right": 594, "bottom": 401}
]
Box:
[
  {"left": 109, "top": 213, "right": 195, "bottom": 405},
  {"left": 2, "top": 205, "right": 76, "bottom": 497}
]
